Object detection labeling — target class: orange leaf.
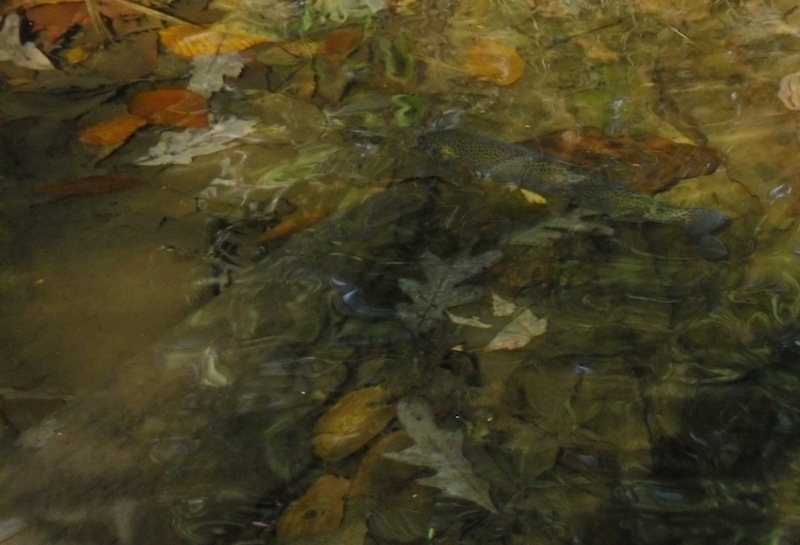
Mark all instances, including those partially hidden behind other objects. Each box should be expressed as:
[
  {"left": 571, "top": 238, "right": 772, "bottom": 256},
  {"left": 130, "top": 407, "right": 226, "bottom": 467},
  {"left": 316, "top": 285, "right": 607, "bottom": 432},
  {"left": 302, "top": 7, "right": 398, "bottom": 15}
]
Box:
[
  {"left": 25, "top": 3, "right": 89, "bottom": 43},
  {"left": 465, "top": 39, "right": 525, "bottom": 87},
  {"left": 35, "top": 174, "right": 142, "bottom": 199},
  {"left": 257, "top": 207, "right": 329, "bottom": 244},
  {"left": 127, "top": 89, "right": 209, "bottom": 128},
  {"left": 158, "top": 24, "right": 269, "bottom": 57},
  {"left": 277, "top": 475, "right": 350, "bottom": 538},
  {"left": 78, "top": 113, "right": 148, "bottom": 147}
]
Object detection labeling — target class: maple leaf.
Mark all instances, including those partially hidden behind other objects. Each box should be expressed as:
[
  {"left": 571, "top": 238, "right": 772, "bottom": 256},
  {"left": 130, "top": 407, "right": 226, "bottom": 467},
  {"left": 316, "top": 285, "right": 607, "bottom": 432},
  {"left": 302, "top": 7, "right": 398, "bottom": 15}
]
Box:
[
  {"left": 384, "top": 399, "right": 497, "bottom": 512},
  {"left": 396, "top": 250, "right": 502, "bottom": 333}
]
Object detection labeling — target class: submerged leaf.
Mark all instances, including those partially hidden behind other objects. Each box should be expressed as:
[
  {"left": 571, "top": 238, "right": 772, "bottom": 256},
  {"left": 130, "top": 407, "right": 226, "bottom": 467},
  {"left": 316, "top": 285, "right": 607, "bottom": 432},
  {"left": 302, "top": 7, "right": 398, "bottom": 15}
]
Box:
[
  {"left": 158, "top": 24, "right": 270, "bottom": 57},
  {"left": 313, "top": 386, "right": 396, "bottom": 462},
  {"left": 277, "top": 474, "right": 351, "bottom": 538},
  {"left": 127, "top": 89, "right": 209, "bottom": 129},
  {"left": 321, "top": 26, "right": 363, "bottom": 65},
  {"left": 778, "top": 71, "right": 800, "bottom": 111},
  {"left": 446, "top": 311, "right": 492, "bottom": 329},
  {"left": 135, "top": 117, "right": 257, "bottom": 165},
  {"left": 78, "top": 113, "right": 148, "bottom": 148},
  {"left": 465, "top": 38, "right": 524, "bottom": 87},
  {"left": 383, "top": 399, "right": 496, "bottom": 512},
  {"left": 396, "top": 250, "right": 502, "bottom": 333},
  {"left": 491, "top": 291, "right": 517, "bottom": 317},
  {"left": 25, "top": 3, "right": 90, "bottom": 43},
  {"left": 258, "top": 207, "right": 329, "bottom": 244},
  {"left": 482, "top": 309, "right": 547, "bottom": 351},
  {"left": 187, "top": 53, "right": 245, "bottom": 98},
  {"left": 0, "top": 13, "right": 54, "bottom": 70}
]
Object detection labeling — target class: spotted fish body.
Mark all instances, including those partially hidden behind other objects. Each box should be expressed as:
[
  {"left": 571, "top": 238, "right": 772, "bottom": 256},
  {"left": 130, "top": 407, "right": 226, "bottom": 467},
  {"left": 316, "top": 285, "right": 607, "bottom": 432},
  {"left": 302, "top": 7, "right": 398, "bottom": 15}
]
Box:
[{"left": 417, "top": 129, "right": 727, "bottom": 236}]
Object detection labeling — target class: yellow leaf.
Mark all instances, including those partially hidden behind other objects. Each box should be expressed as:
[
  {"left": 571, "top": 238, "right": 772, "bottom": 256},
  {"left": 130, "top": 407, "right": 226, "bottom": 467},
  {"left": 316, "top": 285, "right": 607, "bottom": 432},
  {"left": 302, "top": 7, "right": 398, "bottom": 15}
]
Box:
[
  {"left": 465, "top": 38, "right": 524, "bottom": 87},
  {"left": 313, "top": 386, "right": 395, "bottom": 462},
  {"left": 158, "top": 24, "right": 269, "bottom": 57},
  {"left": 519, "top": 187, "right": 547, "bottom": 204},
  {"left": 64, "top": 47, "right": 90, "bottom": 65}
]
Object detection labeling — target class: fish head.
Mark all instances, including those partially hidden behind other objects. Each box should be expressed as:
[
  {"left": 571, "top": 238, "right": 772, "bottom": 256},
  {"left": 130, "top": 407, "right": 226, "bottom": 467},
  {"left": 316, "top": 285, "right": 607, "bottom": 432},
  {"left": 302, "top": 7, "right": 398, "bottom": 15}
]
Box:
[{"left": 416, "top": 130, "right": 464, "bottom": 163}]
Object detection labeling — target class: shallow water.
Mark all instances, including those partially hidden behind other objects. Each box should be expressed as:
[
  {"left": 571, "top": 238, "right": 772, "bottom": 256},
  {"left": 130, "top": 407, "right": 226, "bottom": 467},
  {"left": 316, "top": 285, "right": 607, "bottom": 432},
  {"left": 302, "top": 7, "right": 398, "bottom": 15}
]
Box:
[{"left": 3, "top": 1, "right": 800, "bottom": 544}]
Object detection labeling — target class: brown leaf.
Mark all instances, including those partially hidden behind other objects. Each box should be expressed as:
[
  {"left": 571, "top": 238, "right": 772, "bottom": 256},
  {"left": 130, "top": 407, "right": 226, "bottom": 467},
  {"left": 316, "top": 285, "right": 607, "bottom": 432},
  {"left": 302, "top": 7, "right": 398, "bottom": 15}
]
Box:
[
  {"left": 320, "top": 27, "right": 363, "bottom": 67},
  {"left": 465, "top": 38, "right": 524, "bottom": 87},
  {"left": 78, "top": 113, "right": 148, "bottom": 147},
  {"left": 276, "top": 475, "right": 351, "bottom": 538},
  {"left": 313, "top": 386, "right": 396, "bottom": 462},
  {"left": 517, "top": 128, "right": 723, "bottom": 193},
  {"left": 88, "top": 30, "right": 159, "bottom": 81},
  {"left": 127, "top": 89, "right": 209, "bottom": 128},
  {"left": 35, "top": 174, "right": 142, "bottom": 198}
]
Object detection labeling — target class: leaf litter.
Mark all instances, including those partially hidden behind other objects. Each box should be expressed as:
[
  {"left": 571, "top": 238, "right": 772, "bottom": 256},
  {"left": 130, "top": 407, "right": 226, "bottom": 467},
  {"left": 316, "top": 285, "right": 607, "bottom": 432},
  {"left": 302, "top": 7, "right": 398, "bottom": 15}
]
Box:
[{"left": 5, "top": 0, "right": 800, "bottom": 543}]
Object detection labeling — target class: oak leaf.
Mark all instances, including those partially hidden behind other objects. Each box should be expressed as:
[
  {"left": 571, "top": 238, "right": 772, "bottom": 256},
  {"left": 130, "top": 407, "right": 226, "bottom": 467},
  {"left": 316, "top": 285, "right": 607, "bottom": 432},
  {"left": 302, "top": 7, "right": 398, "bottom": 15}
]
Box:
[
  {"left": 396, "top": 250, "right": 502, "bottom": 333},
  {"left": 383, "top": 399, "right": 496, "bottom": 512}
]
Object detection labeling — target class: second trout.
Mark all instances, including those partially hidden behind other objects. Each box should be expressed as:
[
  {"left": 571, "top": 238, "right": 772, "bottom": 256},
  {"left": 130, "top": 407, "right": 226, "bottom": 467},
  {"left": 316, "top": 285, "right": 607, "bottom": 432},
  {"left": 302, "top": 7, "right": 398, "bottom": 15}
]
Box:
[{"left": 417, "top": 129, "right": 727, "bottom": 237}]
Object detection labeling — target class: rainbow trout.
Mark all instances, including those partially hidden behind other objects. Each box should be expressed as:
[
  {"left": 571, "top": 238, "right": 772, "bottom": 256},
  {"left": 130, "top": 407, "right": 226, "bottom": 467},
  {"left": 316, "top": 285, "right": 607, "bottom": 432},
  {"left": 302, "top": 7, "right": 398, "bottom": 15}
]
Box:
[{"left": 417, "top": 129, "right": 728, "bottom": 237}]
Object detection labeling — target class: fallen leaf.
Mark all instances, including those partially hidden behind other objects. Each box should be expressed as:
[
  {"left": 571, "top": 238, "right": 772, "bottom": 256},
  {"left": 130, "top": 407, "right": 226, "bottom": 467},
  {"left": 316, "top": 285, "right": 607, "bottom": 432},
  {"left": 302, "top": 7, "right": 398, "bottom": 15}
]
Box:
[
  {"left": 258, "top": 207, "right": 329, "bottom": 244},
  {"left": 135, "top": 117, "right": 257, "bottom": 165},
  {"left": 158, "top": 24, "right": 269, "bottom": 57},
  {"left": 35, "top": 174, "right": 142, "bottom": 198},
  {"left": 127, "top": 89, "right": 209, "bottom": 128},
  {"left": 313, "top": 386, "right": 395, "bottom": 462},
  {"left": 490, "top": 291, "right": 516, "bottom": 317},
  {"left": 519, "top": 187, "right": 547, "bottom": 204},
  {"left": 575, "top": 35, "right": 619, "bottom": 63},
  {"left": 446, "top": 311, "right": 492, "bottom": 329},
  {"left": 482, "top": 309, "right": 547, "bottom": 351},
  {"left": 25, "top": 3, "right": 90, "bottom": 43},
  {"left": 396, "top": 250, "right": 503, "bottom": 333},
  {"left": 88, "top": 30, "right": 159, "bottom": 82},
  {"left": 465, "top": 38, "right": 524, "bottom": 87},
  {"left": 0, "top": 13, "right": 54, "bottom": 70},
  {"left": 187, "top": 53, "right": 245, "bottom": 98},
  {"left": 383, "top": 398, "right": 496, "bottom": 512},
  {"left": 78, "top": 113, "right": 148, "bottom": 147},
  {"left": 321, "top": 26, "right": 363, "bottom": 67},
  {"left": 64, "top": 47, "right": 90, "bottom": 64},
  {"left": 277, "top": 474, "right": 351, "bottom": 538},
  {"left": 779, "top": 71, "right": 800, "bottom": 111}
]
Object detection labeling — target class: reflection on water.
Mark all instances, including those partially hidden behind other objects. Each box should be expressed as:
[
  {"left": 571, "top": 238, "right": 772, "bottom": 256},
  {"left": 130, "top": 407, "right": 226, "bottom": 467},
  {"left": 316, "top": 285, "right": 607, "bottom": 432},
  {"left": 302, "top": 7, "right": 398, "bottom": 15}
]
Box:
[
  {"left": 0, "top": 178, "right": 794, "bottom": 544},
  {"left": 3, "top": 1, "right": 800, "bottom": 544}
]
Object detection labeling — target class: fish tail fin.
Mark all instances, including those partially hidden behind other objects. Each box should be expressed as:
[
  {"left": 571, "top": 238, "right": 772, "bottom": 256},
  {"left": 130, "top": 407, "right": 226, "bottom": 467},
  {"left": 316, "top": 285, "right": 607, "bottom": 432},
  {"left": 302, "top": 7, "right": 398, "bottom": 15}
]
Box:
[{"left": 685, "top": 208, "right": 728, "bottom": 236}]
